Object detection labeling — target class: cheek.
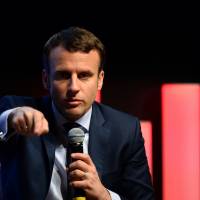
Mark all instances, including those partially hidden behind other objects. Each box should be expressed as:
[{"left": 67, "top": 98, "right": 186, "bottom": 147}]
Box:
[
  {"left": 85, "top": 82, "right": 99, "bottom": 98},
  {"left": 50, "top": 82, "right": 66, "bottom": 96}
]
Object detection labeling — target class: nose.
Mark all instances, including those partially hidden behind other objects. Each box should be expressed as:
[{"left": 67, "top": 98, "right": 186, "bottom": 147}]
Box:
[{"left": 68, "top": 74, "right": 80, "bottom": 95}]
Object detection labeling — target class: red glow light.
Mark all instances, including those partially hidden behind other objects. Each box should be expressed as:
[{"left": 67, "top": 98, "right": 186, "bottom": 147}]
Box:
[{"left": 162, "top": 84, "right": 200, "bottom": 200}]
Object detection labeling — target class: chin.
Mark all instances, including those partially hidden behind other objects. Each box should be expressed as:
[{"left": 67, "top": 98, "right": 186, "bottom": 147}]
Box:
[{"left": 64, "top": 110, "right": 83, "bottom": 121}]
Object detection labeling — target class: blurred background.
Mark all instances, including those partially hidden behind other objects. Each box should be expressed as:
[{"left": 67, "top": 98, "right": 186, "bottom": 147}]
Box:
[{"left": 0, "top": 2, "right": 199, "bottom": 200}]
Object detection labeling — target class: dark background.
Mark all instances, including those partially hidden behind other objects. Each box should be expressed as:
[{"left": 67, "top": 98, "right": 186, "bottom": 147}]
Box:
[{"left": 0, "top": 2, "right": 198, "bottom": 199}]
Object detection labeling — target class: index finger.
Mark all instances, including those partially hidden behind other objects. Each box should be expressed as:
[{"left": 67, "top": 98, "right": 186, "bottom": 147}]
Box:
[{"left": 71, "top": 153, "right": 94, "bottom": 166}]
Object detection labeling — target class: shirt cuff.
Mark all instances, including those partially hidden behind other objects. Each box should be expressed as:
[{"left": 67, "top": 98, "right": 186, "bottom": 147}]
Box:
[
  {"left": 0, "top": 108, "right": 17, "bottom": 140},
  {"left": 108, "top": 189, "right": 121, "bottom": 200}
]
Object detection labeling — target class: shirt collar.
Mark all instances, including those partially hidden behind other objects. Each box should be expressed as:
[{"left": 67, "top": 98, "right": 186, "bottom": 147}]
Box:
[{"left": 52, "top": 102, "right": 92, "bottom": 132}]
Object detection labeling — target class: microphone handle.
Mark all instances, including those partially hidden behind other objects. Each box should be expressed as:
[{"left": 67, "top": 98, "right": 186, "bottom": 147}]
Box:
[
  {"left": 69, "top": 143, "right": 86, "bottom": 200},
  {"left": 73, "top": 197, "right": 86, "bottom": 200}
]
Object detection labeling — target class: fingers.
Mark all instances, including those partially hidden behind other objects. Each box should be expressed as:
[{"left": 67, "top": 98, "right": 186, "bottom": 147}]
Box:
[
  {"left": 68, "top": 153, "right": 111, "bottom": 199},
  {"left": 8, "top": 106, "right": 49, "bottom": 136},
  {"left": 68, "top": 153, "right": 99, "bottom": 186},
  {"left": 32, "top": 110, "right": 49, "bottom": 135},
  {"left": 69, "top": 159, "right": 90, "bottom": 175},
  {"left": 69, "top": 178, "right": 88, "bottom": 190},
  {"left": 11, "top": 111, "right": 28, "bottom": 133},
  {"left": 68, "top": 158, "right": 92, "bottom": 190},
  {"left": 69, "top": 169, "right": 87, "bottom": 181},
  {"left": 69, "top": 154, "right": 96, "bottom": 182},
  {"left": 71, "top": 153, "right": 94, "bottom": 166}
]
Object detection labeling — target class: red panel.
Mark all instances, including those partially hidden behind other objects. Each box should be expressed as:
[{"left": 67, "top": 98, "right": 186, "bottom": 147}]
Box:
[
  {"left": 141, "top": 121, "right": 153, "bottom": 177},
  {"left": 162, "top": 84, "right": 200, "bottom": 200}
]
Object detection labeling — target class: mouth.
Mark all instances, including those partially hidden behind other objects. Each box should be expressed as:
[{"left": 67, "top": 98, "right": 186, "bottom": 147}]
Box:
[{"left": 63, "top": 99, "right": 82, "bottom": 108}]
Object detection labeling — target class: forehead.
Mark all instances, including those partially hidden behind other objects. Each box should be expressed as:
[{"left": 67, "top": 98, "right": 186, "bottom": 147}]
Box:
[{"left": 49, "top": 46, "right": 100, "bottom": 67}]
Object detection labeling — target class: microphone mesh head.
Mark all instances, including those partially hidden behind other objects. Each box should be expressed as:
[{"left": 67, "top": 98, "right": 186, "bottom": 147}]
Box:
[{"left": 68, "top": 127, "right": 85, "bottom": 144}]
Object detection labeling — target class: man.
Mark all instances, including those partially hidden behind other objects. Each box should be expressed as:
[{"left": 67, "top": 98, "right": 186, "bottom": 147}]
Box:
[{"left": 0, "top": 27, "right": 154, "bottom": 199}]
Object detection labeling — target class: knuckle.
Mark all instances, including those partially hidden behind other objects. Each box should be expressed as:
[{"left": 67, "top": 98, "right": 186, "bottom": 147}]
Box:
[
  {"left": 38, "top": 111, "right": 44, "bottom": 118},
  {"left": 43, "top": 127, "right": 49, "bottom": 134},
  {"left": 12, "top": 117, "right": 18, "bottom": 125},
  {"left": 73, "top": 169, "right": 79, "bottom": 175},
  {"left": 43, "top": 124, "right": 49, "bottom": 134},
  {"left": 77, "top": 160, "right": 82, "bottom": 166},
  {"left": 84, "top": 182, "right": 90, "bottom": 189},
  {"left": 84, "top": 154, "right": 89, "bottom": 159},
  {"left": 33, "top": 129, "right": 41, "bottom": 136},
  {"left": 16, "top": 117, "right": 25, "bottom": 124},
  {"left": 44, "top": 121, "right": 49, "bottom": 131},
  {"left": 25, "top": 110, "right": 33, "bottom": 118}
]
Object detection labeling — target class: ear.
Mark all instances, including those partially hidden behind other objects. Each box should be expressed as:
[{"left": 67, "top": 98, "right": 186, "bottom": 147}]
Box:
[
  {"left": 42, "top": 69, "right": 50, "bottom": 90},
  {"left": 97, "top": 70, "right": 104, "bottom": 90}
]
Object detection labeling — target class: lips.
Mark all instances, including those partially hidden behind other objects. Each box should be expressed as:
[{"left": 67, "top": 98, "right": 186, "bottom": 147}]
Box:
[{"left": 63, "top": 99, "right": 82, "bottom": 108}]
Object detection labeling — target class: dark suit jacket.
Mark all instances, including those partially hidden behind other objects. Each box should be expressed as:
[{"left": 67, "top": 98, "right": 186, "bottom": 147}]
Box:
[{"left": 0, "top": 96, "right": 154, "bottom": 200}]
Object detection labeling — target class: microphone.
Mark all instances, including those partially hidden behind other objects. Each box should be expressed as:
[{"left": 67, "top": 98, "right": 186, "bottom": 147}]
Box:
[{"left": 68, "top": 127, "right": 86, "bottom": 200}]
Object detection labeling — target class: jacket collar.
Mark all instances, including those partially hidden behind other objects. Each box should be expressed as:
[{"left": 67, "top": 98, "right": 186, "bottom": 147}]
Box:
[{"left": 88, "top": 102, "right": 111, "bottom": 178}]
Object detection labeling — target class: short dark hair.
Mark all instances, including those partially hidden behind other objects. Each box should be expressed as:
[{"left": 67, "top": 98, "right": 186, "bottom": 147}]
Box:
[{"left": 43, "top": 26, "right": 105, "bottom": 73}]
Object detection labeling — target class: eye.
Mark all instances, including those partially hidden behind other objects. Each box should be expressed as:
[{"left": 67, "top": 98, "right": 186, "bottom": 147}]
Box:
[
  {"left": 78, "top": 71, "right": 93, "bottom": 80},
  {"left": 54, "top": 71, "right": 71, "bottom": 80}
]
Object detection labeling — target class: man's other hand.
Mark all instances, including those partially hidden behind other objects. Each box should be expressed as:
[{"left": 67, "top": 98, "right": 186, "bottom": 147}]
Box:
[{"left": 8, "top": 106, "right": 49, "bottom": 136}]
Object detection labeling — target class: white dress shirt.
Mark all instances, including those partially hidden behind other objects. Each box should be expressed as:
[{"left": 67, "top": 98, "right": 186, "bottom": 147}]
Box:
[{"left": 0, "top": 103, "right": 120, "bottom": 200}]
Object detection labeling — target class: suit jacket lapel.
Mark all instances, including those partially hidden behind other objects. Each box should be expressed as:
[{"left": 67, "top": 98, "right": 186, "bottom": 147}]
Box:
[
  {"left": 88, "top": 103, "right": 110, "bottom": 179},
  {"left": 42, "top": 131, "right": 58, "bottom": 182},
  {"left": 38, "top": 97, "right": 59, "bottom": 183}
]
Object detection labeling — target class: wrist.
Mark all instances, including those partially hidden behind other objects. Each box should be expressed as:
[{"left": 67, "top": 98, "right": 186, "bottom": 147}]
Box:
[{"left": 100, "top": 187, "right": 111, "bottom": 200}]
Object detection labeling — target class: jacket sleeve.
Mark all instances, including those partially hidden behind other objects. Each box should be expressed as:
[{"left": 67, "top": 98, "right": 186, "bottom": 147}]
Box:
[
  {"left": 0, "top": 109, "right": 17, "bottom": 141},
  {"left": 0, "top": 96, "right": 25, "bottom": 142}
]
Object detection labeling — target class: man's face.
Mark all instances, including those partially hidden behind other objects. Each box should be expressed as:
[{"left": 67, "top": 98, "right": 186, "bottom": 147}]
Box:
[{"left": 43, "top": 46, "right": 104, "bottom": 121}]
